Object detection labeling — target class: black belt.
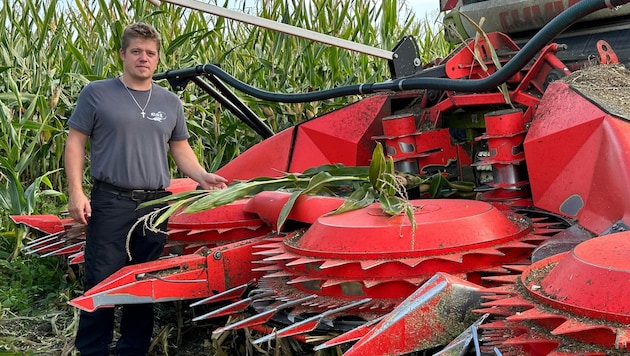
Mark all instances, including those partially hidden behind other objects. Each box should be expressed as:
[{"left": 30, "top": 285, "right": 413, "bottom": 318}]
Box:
[{"left": 93, "top": 180, "right": 171, "bottom": 201}]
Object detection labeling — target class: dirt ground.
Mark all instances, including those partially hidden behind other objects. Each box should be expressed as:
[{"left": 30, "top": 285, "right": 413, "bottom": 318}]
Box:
[
  {"left": 0, "top": 300, "right": 320, "bottom": 355},
  {"left": 0, "top": 302, "right": 217, "bottom": 355}
]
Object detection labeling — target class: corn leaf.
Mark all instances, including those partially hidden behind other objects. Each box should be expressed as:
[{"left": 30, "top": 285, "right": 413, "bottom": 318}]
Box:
[
  {"left": 428, "top": 173, "right": 445, "bottom": 198},
  {"left": 378, "top": 194, "right": 406, "bottom": 216},
  {"left": 458, "top": 12, "right": 513, "bottom": 105},
  {"left": 184, "top": 178, "right": 288, "bottom": 213},
  {"left": 382, "top": 156, "right": 396, "bottom": 196},
  {"left": 369, "top": 142, "right": 386, "bottom": 189},
  {"left": 146, "top": 199, "right": 192, "bottom": 227},
  {"left": 276, "top": 190, "right": 301, "bottom": 232},
  {"left": 332, "top": 184, "right": 376, "bottom": 215},
  {"left": 302, "top": 171, "right": 364, "bottom": 195},
  {"left": 404, "top": 205, "right": 417, "bottom": 232},
  {"left": 137, "top": 189, "right": 208, "bottom": 209},
  {"left": 303, "top": 164, "right": 369, "bottom": 178},
  {"left": 447, "top": 180, "right": 476, "bottom": 192}
]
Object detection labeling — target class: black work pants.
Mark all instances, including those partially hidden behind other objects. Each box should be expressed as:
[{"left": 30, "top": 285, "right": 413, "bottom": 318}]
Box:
[{"left": 75, "top": 188, "right": 168, "bottom": 356}]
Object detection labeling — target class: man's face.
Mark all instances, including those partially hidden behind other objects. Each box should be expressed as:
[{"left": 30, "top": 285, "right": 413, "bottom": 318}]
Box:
[{"left": 120, "top": 38, "right": 159, "bottom": 81}]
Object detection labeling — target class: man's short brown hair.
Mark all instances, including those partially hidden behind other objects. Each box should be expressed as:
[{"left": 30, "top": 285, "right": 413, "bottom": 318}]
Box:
[{"left": 121, "top": 23, "right": 161, "bottom": 53}]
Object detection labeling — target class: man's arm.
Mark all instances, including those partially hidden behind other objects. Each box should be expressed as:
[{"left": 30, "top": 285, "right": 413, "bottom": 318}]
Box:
[
  {"left": 65, "top": 128, "right": 91, "bottom": 224},
  {"left": 169, "top": 139, "right": 228, "bottom": 190}
]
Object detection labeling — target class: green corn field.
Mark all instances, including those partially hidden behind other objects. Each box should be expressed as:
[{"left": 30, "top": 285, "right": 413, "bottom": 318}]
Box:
[{"left": 0, "top": 0, "right": 452, "bottom": 353}]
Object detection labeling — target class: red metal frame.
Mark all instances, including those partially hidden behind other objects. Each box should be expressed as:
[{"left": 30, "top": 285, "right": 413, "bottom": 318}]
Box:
[{"left": 10, "top": 27, "right": 630, "bottom": 356}]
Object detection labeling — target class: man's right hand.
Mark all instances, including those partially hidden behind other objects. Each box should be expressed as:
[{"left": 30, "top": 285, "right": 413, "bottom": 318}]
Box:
[
  {"left": 65, "top": 128, "right": 91, "bottom": 224},
  {"left": 68, "top": 192, "right": 91, "bottom": 224}
]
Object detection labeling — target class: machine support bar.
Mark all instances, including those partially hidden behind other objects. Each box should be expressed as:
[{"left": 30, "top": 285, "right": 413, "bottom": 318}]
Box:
[{"left": 147, "top": 0, "right": 394, "bottom": 60}]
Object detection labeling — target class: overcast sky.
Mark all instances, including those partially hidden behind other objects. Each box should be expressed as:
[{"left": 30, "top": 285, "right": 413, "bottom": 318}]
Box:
[{"left": 408, "top": 0, "right": 440, "bottom": 18}]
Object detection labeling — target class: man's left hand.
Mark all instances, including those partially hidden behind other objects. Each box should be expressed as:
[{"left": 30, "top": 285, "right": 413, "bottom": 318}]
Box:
[{"left": 199, "top": 172, "right": 228, "bottom": 190}]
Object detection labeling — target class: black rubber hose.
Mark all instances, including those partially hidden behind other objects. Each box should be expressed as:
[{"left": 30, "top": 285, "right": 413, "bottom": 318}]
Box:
[{"left": 155, "top": 0, "right": 629, "bottom": 103}]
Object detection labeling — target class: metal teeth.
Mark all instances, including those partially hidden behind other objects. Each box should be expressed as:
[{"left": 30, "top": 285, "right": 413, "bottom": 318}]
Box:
[
  {"left": 251, "top": 265, "right": 282, "bottom": 272},
  {"left": 481, "top": 275, "right": 520, "bottom": 284},
  {"left": 189, "top": 282, "right": 253, "bottom": 307},
  {"left": 251, "top": 259, "right": 275, "bottom": 265},
  {"left": 253, "top": 242, "right": 283, "bottom": 249},
  {"left": 521, "top": 234, "right": 551, "bottom": 243},
  {"left": 404, "top": 277, "right": 432, "bottom": 286},
  {"left": 192, "top": 290, "right": 276, "bottom": 321},
  {"left": 506, "top": 307, "right": 563, "bottom": 323},
  {"left": 359, "top": 259, "right": 389, "bottom": 270},
  {"left": 319, "top": 279, "right": 346, "bottom": 288},
  {"left": 482, "top": 285, "right": 514, "bottom": 295},
  {"left": 470, "top": 247, "right": 507, "bottom": 256},
  {"left": 287, "top": 276, "right": 324, "bottom": 285},
  {"left": 253, "top": 247, "right": 285, "bottom": 256},
  {"left": 193, "top": 298, "right": 251, "bottom": 321},
  {"left": 213, "top": 294, "right": 319, "bottom": 335},
  {"left": 40, "top": 241, "right": 84, "bottom": 257},
  {"left": 262, "top": 252, "right": 300, "bottom": 261},
  {"left": 396, "top": 258, "right": 424, "bottom": 268},
  {"left": 481, "top": 295, "right": 533, "bottom": 308},
  {"left": 23, "top": 231, "right": 65, "bottom": 251},
  {"left": 478, "top": 266, "right": 510, "bottom": 274},
  {"left": 531, "top": 228, "right": 565, "bottom": 235},
  {"left": 22, "top": 222, "right": 86, "bottom": 257},
  {"left": 252, "top": 298, "right": 371, "bottom": 345},
  {"left": 318, "top": 259, "right": 352, "bottom": 269},
  {"left": 474, "top": 306, "right": 514, "bottom": 316},
  {"left": 25, "top": 238, "right": 65, "bottom": 255},
  {"left": 480, "top": 276, "right": 630, "bottom": 353},
  {"left": 312, "top": 315, "right": 384, "bottom": 351},
  {"left": 435, "top": 254, "right": 465, "bottom": 263},
  {"left": 68, "top": 251, "right": 84, "bottom": 264},
  {"left": 261, "top": 270, "right": 294, "bottom": 278},
  {"left": 224, "top": 203, "right": 567, "bottom": 352},
  {"left": 286, "top": 257, "right": 324, "bottom": 266},
  {"left": 184, "top": 228, "right": 214, "bottom": 235}
]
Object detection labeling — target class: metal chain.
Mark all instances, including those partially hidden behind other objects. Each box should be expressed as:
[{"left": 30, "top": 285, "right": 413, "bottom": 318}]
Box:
[{"left": 120, "top": 76, "right": 152, "bottom": 118}]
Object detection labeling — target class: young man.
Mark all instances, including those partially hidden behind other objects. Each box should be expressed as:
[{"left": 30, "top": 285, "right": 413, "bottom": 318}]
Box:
[{"left": 65, "top": 23, "right": 228, "bottom": 355}]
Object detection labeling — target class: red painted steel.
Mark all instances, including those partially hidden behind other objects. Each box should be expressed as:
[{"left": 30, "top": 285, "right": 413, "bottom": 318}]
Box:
[
  {"left": 70, "top": 236, "right": 268, "bottom": 311},
  {"left": 343, "top": 273, "right": 484, "bottom": 356},
  {"left": 11, "top": 23, "right": 630, "bottom": 356},
  {"left": 243, "top": 191, "right": 346, "bottom": 230},
  {"left": 525, "top": 234, "right": 630, "bottom": 323},
  {"left": 524, "top": 81, "right": 630, "bottom": 235},
  {"left": 10, "top": 215, "right": 71, "bottom": 234},
  {"left": 216, "top": 95, "right": 389, "bottom": 181},
  {"left": 480, "top": 233, "right": 630, "bottom": 354},
  {"left": 444, "top": 33, "right": 520, "bottom": 80},
  {"left": 247, "top": 194, "right": 555, "bottom": 323}
]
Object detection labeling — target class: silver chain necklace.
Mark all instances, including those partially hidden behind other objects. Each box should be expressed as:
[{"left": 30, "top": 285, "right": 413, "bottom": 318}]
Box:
[{"left": 120, "top": 77, "right": 152, "bottom": 119}]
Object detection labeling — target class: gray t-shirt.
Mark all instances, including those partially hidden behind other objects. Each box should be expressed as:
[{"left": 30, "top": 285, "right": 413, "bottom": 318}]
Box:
[{"left": 68, "top": 78, "right": 189, "bottom": 190}]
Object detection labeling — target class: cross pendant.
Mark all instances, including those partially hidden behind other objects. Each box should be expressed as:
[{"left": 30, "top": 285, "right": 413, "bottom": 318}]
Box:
[{"left": 141, "top": 111, "right": 145, "bottom": 118}]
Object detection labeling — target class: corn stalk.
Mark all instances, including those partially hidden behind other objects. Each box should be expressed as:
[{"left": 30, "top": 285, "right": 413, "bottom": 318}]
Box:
[{"left": 138, "top": 142, "right": 476, "bottom": 236}]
